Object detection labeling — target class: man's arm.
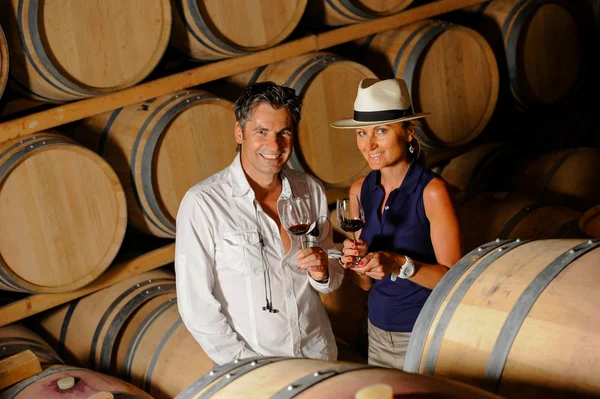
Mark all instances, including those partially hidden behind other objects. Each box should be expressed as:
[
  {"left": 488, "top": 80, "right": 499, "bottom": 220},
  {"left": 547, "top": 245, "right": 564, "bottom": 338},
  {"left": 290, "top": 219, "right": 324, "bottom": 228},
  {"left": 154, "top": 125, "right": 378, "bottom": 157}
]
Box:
[{"left": 175, "top": 192, "right": 259, "bottom": 365}]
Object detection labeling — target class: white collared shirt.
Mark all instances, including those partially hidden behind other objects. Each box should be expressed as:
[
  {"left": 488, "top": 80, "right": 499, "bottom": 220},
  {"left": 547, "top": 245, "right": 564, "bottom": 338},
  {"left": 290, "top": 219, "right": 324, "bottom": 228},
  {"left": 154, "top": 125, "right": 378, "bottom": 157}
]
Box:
[{"left": 175, "top": 154, "right": 344, "bottom": 365}]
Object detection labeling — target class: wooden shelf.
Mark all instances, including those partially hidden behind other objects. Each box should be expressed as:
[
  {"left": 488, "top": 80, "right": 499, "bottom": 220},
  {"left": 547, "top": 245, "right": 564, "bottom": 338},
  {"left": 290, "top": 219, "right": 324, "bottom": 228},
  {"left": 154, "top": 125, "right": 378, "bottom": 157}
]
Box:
[
  {"left": 0, "top": 0, "right": 486, "bottom": 142},
  {"left": 0, "top": 243, "right": 175, "bottom": 328}
]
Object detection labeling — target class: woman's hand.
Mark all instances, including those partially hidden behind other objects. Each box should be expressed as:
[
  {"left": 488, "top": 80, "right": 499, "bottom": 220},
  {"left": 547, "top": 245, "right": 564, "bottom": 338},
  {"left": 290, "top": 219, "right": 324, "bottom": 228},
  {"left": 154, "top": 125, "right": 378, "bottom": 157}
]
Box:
[
  {"left": 341, "top": 238, "right": 368, "bottom": 269},
  {"left": 352, "top": 251, "right": 403, "bottom": 280}
]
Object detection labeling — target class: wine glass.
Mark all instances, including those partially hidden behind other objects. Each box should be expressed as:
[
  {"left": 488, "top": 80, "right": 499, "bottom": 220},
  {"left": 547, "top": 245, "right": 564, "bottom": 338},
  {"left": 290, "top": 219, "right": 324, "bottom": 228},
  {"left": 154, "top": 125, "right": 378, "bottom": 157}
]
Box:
[
  {"left": 280, "top": 197, "right": 313, "bottom": 248},
  {"left": 336, "top": 195, "right": 365, "bottom": 266}
]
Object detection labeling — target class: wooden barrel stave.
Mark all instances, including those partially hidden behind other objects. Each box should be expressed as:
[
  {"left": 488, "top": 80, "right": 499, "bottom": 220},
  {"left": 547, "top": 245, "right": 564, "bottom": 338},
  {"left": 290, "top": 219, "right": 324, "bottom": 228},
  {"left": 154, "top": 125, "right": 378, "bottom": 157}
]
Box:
[
  {"left": 74, "top": 90, "right": 237, "bottom": 238},
  {"left": 2, "top": 365, "right": 154, "bottom": 399},
  {"left": 226, "top": 52, "right": 374, "bottom": 188},
  {"left": 0, "top": 324, "right": 63, "bottom": 368},
  {"left": 405, "top": 238, "right": 600, "bottom": 398},
  {"left": 515, "top": 148, "right": 600, "bottom": 212},
  {"left": 466, "top": 0, "right": 588, "bottom": 110},
  {"left": 362, "top": 20, "right": 499, "bottom": 149},
  {"left": 0, "top": 0, "right": 171, "bottom": 103},
  {"left": 455, "top": 192, "right": 583, "bottom": 252},
  {"left": 0, "top": 132, "right": 127, "bottom": 293},
  {"left": 305, "top": 0, "right": 414, "bottom": 26},
  {"left": 0, "top": 24, "right": 8, "bottom": 101},
  {"left": 175, "top": 357, "right": 500, "bottom": 398},
  {"left": 35, "top": 269, "right": 213, "bottom": 399},
  {"left": 171, "top": 0, "right": 307, "bottom": 61},
  {"left": 579, "top": 205, "right": 600, "bottom": 239}
]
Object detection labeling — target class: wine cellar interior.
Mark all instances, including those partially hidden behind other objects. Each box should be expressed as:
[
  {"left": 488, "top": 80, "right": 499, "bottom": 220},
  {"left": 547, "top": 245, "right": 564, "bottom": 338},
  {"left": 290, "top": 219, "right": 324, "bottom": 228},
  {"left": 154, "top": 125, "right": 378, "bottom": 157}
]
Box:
[{"left": 0, "top": 0, "right": 599, "bottom": 398}]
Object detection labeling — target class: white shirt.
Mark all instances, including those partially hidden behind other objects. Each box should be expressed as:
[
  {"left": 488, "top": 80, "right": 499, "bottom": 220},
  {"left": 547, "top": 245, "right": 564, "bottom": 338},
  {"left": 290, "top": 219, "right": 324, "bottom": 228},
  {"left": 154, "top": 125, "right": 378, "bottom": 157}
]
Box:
[{"left": 175, "top": 154, "right": 344, "bottom": 365}]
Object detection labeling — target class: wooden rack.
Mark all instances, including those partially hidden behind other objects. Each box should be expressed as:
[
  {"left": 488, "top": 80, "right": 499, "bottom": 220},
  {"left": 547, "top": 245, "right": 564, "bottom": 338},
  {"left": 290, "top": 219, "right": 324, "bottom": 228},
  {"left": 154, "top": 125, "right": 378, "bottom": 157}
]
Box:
[
  {"left": 0, "top": 0, "right": 486, "bottom": 325},
  {"left": 0, "top": 0, "right": 486, "bottom": 142}
]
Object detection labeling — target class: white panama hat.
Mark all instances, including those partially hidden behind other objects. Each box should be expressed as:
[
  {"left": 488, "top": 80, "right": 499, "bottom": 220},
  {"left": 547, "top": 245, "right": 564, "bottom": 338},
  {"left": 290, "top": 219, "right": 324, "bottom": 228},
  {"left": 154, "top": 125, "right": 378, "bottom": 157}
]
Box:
[{"left": 331, "top": 78, "right": 429, "bottom": 129}]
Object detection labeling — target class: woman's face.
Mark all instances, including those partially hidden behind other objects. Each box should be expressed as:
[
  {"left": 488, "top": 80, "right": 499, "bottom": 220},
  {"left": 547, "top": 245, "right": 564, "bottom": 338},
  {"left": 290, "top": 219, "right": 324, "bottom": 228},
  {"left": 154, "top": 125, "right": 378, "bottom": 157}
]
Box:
[{"left": 356, "top": 122, "right": 413, "bottom": 170}]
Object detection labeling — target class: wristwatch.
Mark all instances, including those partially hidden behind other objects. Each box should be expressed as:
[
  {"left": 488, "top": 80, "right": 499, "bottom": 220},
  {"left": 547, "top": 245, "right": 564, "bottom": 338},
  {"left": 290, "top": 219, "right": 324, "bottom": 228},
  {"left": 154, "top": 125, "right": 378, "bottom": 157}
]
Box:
[{"left": 391, "top": 255, "right": 416, "bottom": 281}]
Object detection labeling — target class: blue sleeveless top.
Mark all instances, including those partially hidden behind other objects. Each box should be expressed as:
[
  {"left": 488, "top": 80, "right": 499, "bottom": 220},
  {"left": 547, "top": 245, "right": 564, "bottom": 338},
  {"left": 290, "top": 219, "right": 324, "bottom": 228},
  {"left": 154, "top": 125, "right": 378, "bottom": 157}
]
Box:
[{"left": 360, "top": 161, "right": 438, "bottom": 332}]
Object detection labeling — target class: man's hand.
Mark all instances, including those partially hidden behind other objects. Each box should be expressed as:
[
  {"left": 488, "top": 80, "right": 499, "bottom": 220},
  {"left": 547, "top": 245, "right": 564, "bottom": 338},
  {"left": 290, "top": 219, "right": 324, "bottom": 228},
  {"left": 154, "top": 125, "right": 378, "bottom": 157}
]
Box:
[
  {"left": 341, "top": 238, "right": 368, "bottom": 269},
  {"left": 296, "top": 246, "right": 329, "bottom": 282},
  {"left": 352, "top": 251, "right": 403, "bottom": 280}
]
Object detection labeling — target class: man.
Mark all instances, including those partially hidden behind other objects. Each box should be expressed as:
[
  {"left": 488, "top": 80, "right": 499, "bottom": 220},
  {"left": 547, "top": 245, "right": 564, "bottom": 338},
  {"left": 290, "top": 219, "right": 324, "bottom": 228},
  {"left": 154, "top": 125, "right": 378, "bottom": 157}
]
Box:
[{"left": 175, "top": 81, "right": 344, "bottom": 365}]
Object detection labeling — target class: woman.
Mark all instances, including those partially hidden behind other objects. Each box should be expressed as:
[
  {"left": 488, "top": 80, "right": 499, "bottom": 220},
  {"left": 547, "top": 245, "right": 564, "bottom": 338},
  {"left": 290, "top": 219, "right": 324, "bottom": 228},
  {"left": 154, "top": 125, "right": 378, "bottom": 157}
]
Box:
[{"left": 331, "top": 78, "right": 462, "bottom": 369}]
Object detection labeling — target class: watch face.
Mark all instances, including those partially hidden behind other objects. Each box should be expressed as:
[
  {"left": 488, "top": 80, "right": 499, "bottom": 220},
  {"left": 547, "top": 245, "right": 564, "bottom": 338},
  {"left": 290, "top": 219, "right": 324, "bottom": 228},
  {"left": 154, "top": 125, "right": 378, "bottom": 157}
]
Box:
[{"left": 402, "top": 263, "right": 415, "bottom": 278}]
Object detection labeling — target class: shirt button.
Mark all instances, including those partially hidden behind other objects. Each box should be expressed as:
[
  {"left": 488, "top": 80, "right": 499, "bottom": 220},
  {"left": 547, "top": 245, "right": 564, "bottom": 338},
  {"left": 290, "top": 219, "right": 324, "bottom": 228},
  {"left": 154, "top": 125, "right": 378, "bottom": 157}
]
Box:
[{"left": 384, "top": 206, "right": 389, "bottom": 210}]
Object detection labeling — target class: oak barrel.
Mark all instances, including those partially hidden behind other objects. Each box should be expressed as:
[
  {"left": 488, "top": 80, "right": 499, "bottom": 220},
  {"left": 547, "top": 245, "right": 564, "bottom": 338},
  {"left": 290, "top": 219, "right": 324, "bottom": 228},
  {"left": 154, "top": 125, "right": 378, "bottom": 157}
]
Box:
[
  {"left": 171, "top": 0, "right": 306, "bottom": 61},
  {"left": 0, "top": 24, "right": 8, "bottom": 100},
  {"left": 2, "top": 365, "right": 154, "bottom": 399},
  {"left": 466, "top": 0, "right": 588, "bottom": 110},
  {"left": 405, "top": 238, "right": 600, "bottom": 398},
  {"left": 74, "top": 90, "right": 237, "bottom": 238},
  {"left": 175, "top": 357, "right": 500, "bottom": 398},
  {"left": 305, "top": 0, "right": 414, "bottom": 26},
  {"left": 0, "top": 324, "right": 63, "bottom": 368},
  {"left": 438, "top": 142, "right": 521, "bottom": 193},
  {"left": 0, "top": 132, "right": 127, "bottom": 293},
  {"left": 514, "top": 148, "right": 600, "bottom": 212},
  {"left": 579, "top": 205, "right": 600, "bottom": 239},
  {"left": 35, "top": 269, "right": 214, "bottom": 399},
  {"left": 362, "top": 20, "right": 499, "bottom": 148},
  {"left": 455, "top": 192, "right": 582, "bottom": 252},
  {"left": 0, "top": 0, "right": 171, "bottom": 103},
  {"left": 227, "top": 52, "right": 375, "bottom": 188}
]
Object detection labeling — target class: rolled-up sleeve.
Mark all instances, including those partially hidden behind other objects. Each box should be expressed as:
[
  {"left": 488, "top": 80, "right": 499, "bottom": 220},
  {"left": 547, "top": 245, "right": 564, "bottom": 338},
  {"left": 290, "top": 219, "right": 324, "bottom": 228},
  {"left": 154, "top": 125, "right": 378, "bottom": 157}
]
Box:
[{"left": 175, "top": 192, "right": 259, "bottom": 365}]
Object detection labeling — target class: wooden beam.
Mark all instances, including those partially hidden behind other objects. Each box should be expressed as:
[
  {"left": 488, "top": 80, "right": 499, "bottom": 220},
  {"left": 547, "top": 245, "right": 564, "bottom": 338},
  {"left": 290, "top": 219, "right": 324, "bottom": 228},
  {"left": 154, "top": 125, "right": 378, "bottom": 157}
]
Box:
[
  {"left": 0, "top": 0, "right": 487, "bottom": 142},
  {"left": 0, "top": 243, "right": 175, "bottom": 327},
  {"left": 0, "top": 350, "right": 42, "bottom": 390}
]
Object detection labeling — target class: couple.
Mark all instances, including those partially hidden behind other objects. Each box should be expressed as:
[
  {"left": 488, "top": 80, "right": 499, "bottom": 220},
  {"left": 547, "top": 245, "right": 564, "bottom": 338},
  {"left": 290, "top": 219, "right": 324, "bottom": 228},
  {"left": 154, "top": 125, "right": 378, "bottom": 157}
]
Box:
[{"left": 174, "top": 79, "right": 461, "bottom": 369}]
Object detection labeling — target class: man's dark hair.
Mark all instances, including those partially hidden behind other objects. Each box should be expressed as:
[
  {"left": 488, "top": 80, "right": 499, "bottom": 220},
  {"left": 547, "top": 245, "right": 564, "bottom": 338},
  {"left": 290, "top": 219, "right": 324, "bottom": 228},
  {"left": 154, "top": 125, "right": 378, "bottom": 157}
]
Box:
[{"left": 234, "top": 81, "right": 302, "bottom": 135}]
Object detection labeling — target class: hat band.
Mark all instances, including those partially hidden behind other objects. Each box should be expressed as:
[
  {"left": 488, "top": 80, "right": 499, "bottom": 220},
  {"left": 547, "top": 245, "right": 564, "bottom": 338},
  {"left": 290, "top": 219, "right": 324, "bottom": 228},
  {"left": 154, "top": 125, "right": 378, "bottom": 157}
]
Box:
[{"left": 353, "top": 107, "right": 413, "bottom": 122}]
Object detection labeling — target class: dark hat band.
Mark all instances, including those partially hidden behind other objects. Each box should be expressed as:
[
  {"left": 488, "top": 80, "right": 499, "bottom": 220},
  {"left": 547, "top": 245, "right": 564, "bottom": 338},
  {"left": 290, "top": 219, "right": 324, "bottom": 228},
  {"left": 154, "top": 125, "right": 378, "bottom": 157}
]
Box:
[{"left": 353, "top": 107, "right": 414, "bottom": 122}]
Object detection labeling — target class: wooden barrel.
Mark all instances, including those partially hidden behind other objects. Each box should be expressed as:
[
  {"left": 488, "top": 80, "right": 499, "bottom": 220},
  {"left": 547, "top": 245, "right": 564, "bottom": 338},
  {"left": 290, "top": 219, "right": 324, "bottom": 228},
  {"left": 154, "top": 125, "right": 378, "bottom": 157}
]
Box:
[
  {"left": 0, "top": 324, "right": 63, "bottom": 368},
  {"left": 579, "top": 205, "right": 600, "bottom": 238},
  {"left": 0, "top": 24, "right": 8, "bottom": 101},
  {"left": 439, "top": 143, "right": 524, "bottom": 193},
  {"left": 467, "top": 0, "right": 588, "bottom": 110},
  {"left": 171, "top": 0, "right": 307, "bottom": 61},
  {"left": 0, "top": 0, "right": 171, "bottom": 103},
  {"left": 35, "top": 269, "right": 214, "bottom": 399},
  {"left": 514, "top": 148, "right": 600, "bottom": 212},
  {"left": 175, "top": 357, "right": 501, "bottom": 398},
  {"left": 74, "top": 90, "right": 236, "bottom": 238},
  {"left": 455, "top": 192, "right": 583, "bottom": 253},
  {"left": 0, "top": 132, "right": 127, "bottom": 293},
  {"left": 405, "top": 238, "right": 600, "bottom": 398},
  {"left": 2, "top": 365, "right": 154, "bottom": 399},
  {"left": 227, "top": 52, "right": 374, "bottom": 188},
  {"left": 305, "top": 0, "right": 414, "bottom": 26},
  {"left": 319, "top": 269, "right": 368, "bottom": 353},
  {"left": 361, "top": 20, "right": 499, "bottom": 148}
]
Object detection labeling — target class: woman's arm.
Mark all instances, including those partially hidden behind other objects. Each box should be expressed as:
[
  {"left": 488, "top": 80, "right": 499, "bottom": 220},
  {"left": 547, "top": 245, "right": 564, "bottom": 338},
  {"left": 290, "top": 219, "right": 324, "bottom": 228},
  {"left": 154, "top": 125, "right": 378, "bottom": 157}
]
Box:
[{"left": 354, "top": 177, "right": 462, "bottom": 290}]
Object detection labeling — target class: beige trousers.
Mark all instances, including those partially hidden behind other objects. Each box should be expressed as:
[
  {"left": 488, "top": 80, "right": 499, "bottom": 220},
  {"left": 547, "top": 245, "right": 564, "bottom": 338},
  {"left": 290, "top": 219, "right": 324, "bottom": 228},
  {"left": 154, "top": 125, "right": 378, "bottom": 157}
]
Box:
[{"left": 367, "top": 320, "right": 411, "bottom": 370}]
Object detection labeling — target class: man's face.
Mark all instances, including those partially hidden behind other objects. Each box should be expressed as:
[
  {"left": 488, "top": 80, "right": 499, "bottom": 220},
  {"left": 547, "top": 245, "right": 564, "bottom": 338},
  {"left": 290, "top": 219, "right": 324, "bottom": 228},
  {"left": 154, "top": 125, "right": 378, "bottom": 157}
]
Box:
[{"left": 235, "top": 103, "right": 294, "bottom": 180}]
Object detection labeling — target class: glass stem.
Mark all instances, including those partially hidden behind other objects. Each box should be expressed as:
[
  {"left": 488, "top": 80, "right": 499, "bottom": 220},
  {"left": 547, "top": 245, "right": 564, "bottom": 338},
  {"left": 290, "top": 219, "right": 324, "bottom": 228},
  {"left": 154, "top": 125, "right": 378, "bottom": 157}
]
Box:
[{"left": 353, "top": 232, "right": 361, "bottom": 265}]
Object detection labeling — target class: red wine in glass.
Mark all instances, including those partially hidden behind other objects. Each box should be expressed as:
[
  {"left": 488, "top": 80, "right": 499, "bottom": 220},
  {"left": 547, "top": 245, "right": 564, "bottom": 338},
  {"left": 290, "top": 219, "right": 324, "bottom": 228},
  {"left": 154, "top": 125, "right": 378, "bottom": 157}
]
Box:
[
  {"left": 280, "top": 197, "right": 313, "bottom": 248},
  {"left": 288, "top": 223, "right": 310, "bottom": 236},
  {"left": 339, "top": 219, "right": 364, "bottom": 233},
  {"left": 336, "top": 195, "right": 365, "bottom": 266}
]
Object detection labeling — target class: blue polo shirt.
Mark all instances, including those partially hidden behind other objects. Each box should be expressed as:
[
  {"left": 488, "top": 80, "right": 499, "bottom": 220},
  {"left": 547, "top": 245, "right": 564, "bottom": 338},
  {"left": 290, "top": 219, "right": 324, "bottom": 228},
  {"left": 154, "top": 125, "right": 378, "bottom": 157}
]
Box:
[{"left": 360, "top": 161, "right": 438, "bottom": 332}]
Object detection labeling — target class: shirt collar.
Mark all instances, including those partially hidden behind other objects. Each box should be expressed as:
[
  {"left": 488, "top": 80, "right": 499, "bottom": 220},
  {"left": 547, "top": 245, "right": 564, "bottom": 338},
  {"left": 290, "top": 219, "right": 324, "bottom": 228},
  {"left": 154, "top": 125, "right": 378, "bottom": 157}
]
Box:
[
  {"left": 371, "top": 161, "right": 419, "bottom": 193},
  {"left": 228, "top": 153, "right": 252, "bottom": 197},
  {"left": 227, "top": 153, "right": 294, "bottom": 198}
]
